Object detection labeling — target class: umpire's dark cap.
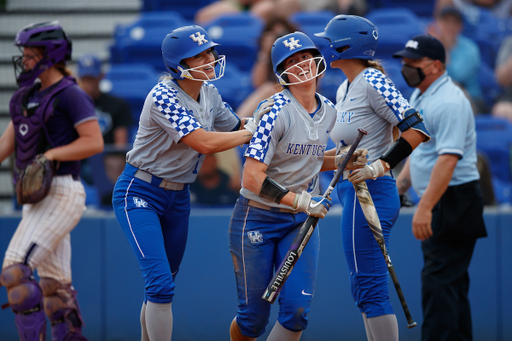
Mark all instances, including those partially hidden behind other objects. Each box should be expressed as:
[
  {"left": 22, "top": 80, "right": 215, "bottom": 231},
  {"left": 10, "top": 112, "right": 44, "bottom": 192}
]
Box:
[{"left": 393, "top": 34, "right": 446, "bottom": 63}]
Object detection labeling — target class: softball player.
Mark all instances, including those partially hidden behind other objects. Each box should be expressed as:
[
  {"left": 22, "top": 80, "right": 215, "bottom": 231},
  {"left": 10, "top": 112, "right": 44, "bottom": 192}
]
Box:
[
  {"left": 315, "top": 15, "right": 431, "bottom": 341},
  {"left": 0, "top": 21, "right": 103, "bottom": 340},
  {"left": 228, "top": 31, "right": 367, "bottom": 341},
  {"left": 111, "top": 25, "right": 257, "bottom": 341}
]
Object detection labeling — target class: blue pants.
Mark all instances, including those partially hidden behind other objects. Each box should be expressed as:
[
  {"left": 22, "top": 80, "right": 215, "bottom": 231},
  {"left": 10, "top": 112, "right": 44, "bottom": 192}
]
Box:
[
  {"left": 112, "top": 164, "right": 190, "bottom": 304},
  {"left": 229, "top": 196, "right": 319, "bottom": 338},
  {"left": 337, "top": 177, "right": 400, "bottom": 317}
]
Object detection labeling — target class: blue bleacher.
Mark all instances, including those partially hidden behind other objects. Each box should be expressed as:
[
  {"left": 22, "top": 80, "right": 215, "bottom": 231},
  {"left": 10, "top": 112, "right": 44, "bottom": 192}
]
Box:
[
  {"left": 478, "top": 62, "right": 502, "bottom": 110},
  {"left": 289, "top": 10, "right": 336, "bottom": 52},
  {"left": 141, "top": 0, "right": 215, "bottom": 20},
  {"left": 381, "top": 58, "right": 414, "bottom": 100},
  {"left": 366, "top": 8, "right": 426, "bottom": 60},
  {"left": 213, "top": 64, "right": 253, "bottom": 111},
  {"left": 110, "top": 11, "right": 191, "bottom": 71},
  {"left": 204, "top": 13, "right": 264, "bottom": 72},
  {"left": 378, "top": 0, "right": 434, "bottom": 18},
  {"left": 317, "top": 67, "right": 346, "bottom": 104},
  {"left": 474, "top": 115, "right": 512, "bottom": 204}
]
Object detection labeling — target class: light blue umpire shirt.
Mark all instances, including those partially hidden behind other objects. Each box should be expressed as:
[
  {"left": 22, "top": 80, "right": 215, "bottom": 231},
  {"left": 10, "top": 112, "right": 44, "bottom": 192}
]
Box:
[{"left": 408, "top": 71, "right": 480, "bottom": 196}]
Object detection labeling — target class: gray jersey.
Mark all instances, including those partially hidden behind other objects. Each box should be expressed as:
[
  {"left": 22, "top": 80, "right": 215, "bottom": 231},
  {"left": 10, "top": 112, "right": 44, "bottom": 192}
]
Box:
[
  {"left": 241, "top": 89, "right": 337, "bottom": 209},
  {"left": 126, "top": 78, "right": 240, "bottom": 183},
  {"left": 330, "top": 67, "right": 412, "bottom": 162}
]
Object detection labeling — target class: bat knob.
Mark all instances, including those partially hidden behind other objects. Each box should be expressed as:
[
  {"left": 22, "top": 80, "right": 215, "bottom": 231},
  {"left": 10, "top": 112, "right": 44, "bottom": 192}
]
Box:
[{"left": 407, "top": 322, "right": 417, "bottom": 329}]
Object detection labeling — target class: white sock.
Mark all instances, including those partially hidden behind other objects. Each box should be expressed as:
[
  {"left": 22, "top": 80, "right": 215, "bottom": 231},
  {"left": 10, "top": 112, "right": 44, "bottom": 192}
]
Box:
[
  {"left": 363, "top": 313, "right": 399, "bottom": 341},
  {"left": 145, "top": 301, "right": 173, "bottom": 341},
  {"left": 266, "top": 321, "right": 302, "bottom": 341},
  {"left": 140, "top": 301, "right": 149, "bottom": 341}
]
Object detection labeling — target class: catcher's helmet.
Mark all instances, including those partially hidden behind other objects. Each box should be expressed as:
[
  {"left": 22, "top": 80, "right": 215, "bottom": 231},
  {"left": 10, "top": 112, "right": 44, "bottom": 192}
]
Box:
[
  {"left": 271, "top": 31, "right": 326, "bottom": 86},
  {"left": 315, "top": 15, "right": 378, "bottom": 64},
  {"left": 13, "top": 21, "right": 72, "bottom": 87},
  {"left": 162, "top": 25, "right": 225, "bottom": 81}
]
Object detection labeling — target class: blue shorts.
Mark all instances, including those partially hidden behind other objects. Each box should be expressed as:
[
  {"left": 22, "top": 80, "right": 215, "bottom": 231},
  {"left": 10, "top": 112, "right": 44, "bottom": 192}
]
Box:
[
  {"left": 112, "top": 164, "right": 190, "bottom": 304},
  {"left": 337, "top": 177, "right": 400, "bottom": 317},
  {"left": 229, "top": 196, "right": 319, "bottom": 338}
]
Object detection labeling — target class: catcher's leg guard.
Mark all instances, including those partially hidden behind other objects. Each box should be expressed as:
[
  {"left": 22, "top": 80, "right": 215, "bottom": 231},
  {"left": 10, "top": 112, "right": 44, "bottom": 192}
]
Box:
[
  {"left": 40, "top": 278, "right": 88, "bottom": 341},
  {"left": 0, "top": 263, "right": 47, "bottom": 341}
]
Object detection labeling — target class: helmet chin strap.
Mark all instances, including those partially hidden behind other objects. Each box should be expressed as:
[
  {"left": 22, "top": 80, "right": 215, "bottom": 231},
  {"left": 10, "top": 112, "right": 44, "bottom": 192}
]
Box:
[{"left": 277, "top": 57, "right": 326, "bottom": 86}]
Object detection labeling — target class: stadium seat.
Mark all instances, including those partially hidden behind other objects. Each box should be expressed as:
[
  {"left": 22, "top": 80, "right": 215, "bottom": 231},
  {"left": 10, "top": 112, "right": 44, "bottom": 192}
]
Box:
[
  {"left": 318, "top": 67, "right": 346, "bottom": 104},
  {"left": 478, "top": 62, "right": 502, "bottom": 110},
  {"left": 366, "top": 8, "right": 425, "bottom": 60},
  {"left": 204, "top": 13, "right": 264, "bottom": 72},
  {"left": 474, "top": 115, "right": 512, "bottom": 204},
  {"left": 141, "top": 0, "right": 215, "bottom": 20},
  {"left": 378, "top": 0, "right": 434, "bottom": 18},
  {"left": 110, "top": 11, "right": 190, "bottom": 71},
  {"left": 289, "top": 11, "right": 336, "bottom": 52},
  {"left": 381, "top": 58, "right": 414, "bottom": 100},
  {"left": 101, "top": 63, "right": 160, "bottom": 131}
]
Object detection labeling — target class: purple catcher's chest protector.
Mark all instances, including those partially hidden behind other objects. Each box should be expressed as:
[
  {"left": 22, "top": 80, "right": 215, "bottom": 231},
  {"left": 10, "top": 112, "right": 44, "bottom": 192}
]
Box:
[{"left": 10, "top": 76, "right": 75, "bottom": 175}]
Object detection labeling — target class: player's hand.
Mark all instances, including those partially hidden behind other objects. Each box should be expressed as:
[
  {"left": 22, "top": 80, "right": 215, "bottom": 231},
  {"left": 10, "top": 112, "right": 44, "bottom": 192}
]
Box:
[
  {"left": 336, "top": 148, "right": 368, "bottom": 171},
  {"left": 348, "top": 159, "right": 385, "bottom": 183},
  {"left": 244, "top": 117, "right": 258, "bottom": 134},
  {"left": 294, "top": 191, "right": 332, "bottom": 218},
  {"left": 253, "top": 98, "right": 274, "bottom": 124}
]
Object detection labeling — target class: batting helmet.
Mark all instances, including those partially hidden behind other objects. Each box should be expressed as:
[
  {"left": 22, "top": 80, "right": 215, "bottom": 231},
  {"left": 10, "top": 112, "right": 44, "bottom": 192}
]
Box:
[
  {"left": 162, "top": 25, "right": 225, "bottom": 81},
  {"left": 13, "top": 21, "right": 72, "bottom": 87},
  {"left": 315, "top": 15, "right": 378, "bottom": 64},
  {"left": 271, "top": 31, "right": 326, "bottom": 86}
]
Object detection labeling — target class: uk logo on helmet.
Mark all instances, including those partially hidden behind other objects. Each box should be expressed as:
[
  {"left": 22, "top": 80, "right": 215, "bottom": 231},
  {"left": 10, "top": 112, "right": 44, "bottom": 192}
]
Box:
[
  {"left": 190, "top": 32, "right": 208, "bottom": 46},
  {"left": 283, "top": 38, "right": 302, "bottom": 51}
]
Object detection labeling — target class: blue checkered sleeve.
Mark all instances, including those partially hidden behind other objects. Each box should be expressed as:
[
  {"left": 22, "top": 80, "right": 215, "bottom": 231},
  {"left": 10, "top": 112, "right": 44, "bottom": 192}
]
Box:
[
  {"left": 152, "top": 82, "right": 202, "bottom": 138},
  {"left": 244, "top": 93, "right": 290, "bottom": 162},
  {"left": 364, "top": 69, "right": 411, "bottom": 121}
]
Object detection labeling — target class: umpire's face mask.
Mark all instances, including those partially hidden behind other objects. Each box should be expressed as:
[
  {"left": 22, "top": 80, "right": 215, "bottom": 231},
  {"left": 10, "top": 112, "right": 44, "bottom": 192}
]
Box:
[{"left": 401, "top": 64, "right": 426, "bottom": 87}]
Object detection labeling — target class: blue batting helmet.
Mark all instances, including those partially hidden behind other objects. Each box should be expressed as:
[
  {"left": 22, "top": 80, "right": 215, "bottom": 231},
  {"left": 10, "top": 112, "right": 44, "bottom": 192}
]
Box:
[
  {"left": 162, "top": 25, "right": 224, "bottom": 80},
  {"left": 271, "top": 31, "right": 326, "bottom": 85},
  {"left": 315, "top": 15, "right": 378, "bottom": 63}
]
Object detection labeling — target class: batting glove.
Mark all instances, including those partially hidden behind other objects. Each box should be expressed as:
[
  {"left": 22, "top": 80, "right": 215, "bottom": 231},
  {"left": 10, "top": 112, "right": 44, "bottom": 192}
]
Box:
[
  {"left": 335, "top": 148, "right": 368, "bottom": 170},
  {"left": 253, "top": 98, "right": 274, "bottom": 124},
  {"left": 348, "top": 159, "right": 386, "bottom": 184},
  {"left": 244, "top": 118, "right": 258, "bottom": 134},
  {"left": 293, "top": 191, "right": 332, "bottom": 218}
]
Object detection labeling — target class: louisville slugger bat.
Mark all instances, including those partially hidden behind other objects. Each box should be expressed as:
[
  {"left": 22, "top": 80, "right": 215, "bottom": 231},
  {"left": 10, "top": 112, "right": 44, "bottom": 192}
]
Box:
[
  {"left": 353, "top": 181, "right": 417, "bottom": 329},
  {"left": 262, "top": 128, "right": 368, "bottom": 304}
]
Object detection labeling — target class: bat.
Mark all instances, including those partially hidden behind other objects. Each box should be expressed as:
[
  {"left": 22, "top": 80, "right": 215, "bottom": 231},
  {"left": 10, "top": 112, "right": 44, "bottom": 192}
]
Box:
[
  {"left": 262, "top": 128, "right": 368, "bottom": 304},
  {"left": 353, "top": 181, "right": 417, "bottom": 329}
]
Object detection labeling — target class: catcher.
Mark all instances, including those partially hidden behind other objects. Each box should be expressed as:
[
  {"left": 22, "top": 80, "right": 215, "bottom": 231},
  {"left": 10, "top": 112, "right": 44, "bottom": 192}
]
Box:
[{"left": 0, "top": 21, "right": 103, "bottom": 341}]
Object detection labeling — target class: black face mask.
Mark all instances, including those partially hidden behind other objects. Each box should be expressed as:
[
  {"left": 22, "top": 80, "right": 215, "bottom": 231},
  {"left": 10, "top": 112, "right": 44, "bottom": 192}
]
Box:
[{"left": 401, "top": 64, "right": 426, "bottom": 87}]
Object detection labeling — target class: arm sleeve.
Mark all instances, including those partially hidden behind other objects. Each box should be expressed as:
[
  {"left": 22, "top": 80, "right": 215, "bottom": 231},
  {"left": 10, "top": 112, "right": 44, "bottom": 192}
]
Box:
[
  {"left": 365, "top": 69, "right": 412, "bottom": 126},
  {"left": 432, "top": 102, "right": 466, "bottom": 159},
  {"left": 151, "top": 83, "right": 202, "bottom": 143},
  {"left": 60, "top": 85, "right": 98, "bottom": 126}
]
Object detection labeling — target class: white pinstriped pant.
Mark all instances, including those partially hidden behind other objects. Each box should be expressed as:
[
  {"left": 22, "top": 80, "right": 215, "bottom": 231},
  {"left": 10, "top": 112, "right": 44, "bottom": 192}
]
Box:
[{"left": 2, "top": 175, "right": 85, "bottom": 283}]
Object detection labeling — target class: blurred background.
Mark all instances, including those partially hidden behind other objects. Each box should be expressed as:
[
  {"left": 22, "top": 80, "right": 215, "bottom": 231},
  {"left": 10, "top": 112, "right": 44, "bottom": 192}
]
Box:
[
  {"left": 1, "top": 0, "right": 512, "bottom": 212},
  {"left": 1, "top": 0, "right": 512, "bottom": 340}
]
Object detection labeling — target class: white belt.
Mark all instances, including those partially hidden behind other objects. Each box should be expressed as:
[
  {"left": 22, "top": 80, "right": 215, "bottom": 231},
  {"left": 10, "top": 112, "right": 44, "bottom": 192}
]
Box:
[{"left": 134, "top": 169, "right": 185, "bottom": 191}]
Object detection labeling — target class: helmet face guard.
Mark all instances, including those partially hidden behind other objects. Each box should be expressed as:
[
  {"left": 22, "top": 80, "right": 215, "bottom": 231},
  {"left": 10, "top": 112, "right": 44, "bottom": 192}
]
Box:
[
  {"left": 162, "top": 25, "right": 224, "bottom": 81},
  {"left": 315, "top": 15, "right": 378, "bottom": 64},
  {"left": 12, "top": 21, "right": 72, "bottom": 87},
  {"left": 275, "top": 56, "right": 326, "bottom": 86},
  {"left": 271, "top": 31, "right": 326, "bottom": 86}
]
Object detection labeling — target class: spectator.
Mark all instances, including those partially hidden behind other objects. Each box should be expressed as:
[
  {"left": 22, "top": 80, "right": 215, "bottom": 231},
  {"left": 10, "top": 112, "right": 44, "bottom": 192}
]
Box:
[
  {"left": 195, "top": 0, "right": 276, "bottom": 25},
  {"left": 428, "top": 6, "right": 486, "bottom": 113},
  {"left": 236, "top": 15, "right": 297, "bottom": 118},
  {"left": 77, "top": 54, "right": 133, "bottom": 147},
  {"left": 78, "top": 54, "right": 133, "bottom": 205},
  {"left": 394, "top": 34, "right": 487, "bottom": 341},
  {"left": 189, "top": 153, "right": 239, "bottom": 205},
  {"left": 276, "top": 0, "right": 367, "bottom": 20},
  {"left": 435, "top": 0, "right": 512, "bottom": 19},
  {"left": 492, "top": 34, "right": 512, "bottom": 120}
]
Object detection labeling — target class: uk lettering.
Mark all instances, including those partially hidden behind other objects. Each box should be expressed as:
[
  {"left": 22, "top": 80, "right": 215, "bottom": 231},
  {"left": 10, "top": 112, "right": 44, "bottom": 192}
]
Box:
[{"left": 286, "top": 143, "right": 326, "bottom": 156}]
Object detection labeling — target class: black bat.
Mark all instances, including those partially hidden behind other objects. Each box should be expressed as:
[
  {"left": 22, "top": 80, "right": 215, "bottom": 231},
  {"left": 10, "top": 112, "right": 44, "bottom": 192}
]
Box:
[
  {"left": 353, "top": 181, "right": 417, "bottom": 329},
  {"left": 262, "top": 128, "right": 367, "bottom": 304}
]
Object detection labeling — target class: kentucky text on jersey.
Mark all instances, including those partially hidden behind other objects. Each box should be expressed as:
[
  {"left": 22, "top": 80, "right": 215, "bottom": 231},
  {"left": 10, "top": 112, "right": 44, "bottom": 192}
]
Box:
[
  {"left": 285, "top": 143, "right": 326, "bottom": 156},
  {"left": 337, "top": 111, "right": 355, "bottom": 123}
]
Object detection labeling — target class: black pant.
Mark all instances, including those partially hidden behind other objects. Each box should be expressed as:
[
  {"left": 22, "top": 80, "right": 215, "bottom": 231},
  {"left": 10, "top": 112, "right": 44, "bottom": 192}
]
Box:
[{"left": 420, "top": 180, "right": 486, "bottom": 341}]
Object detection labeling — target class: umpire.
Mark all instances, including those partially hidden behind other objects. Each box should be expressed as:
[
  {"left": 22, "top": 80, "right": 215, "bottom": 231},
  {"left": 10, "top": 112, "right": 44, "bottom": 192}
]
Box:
[{"left": 394, "top": 34, "right": 487, "bottom": 341}]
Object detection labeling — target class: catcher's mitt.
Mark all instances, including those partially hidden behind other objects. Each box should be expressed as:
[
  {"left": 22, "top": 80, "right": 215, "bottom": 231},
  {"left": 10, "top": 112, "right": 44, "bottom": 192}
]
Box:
[{"left": 16, "top": 154, "right": 54, "bottom": 205}]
